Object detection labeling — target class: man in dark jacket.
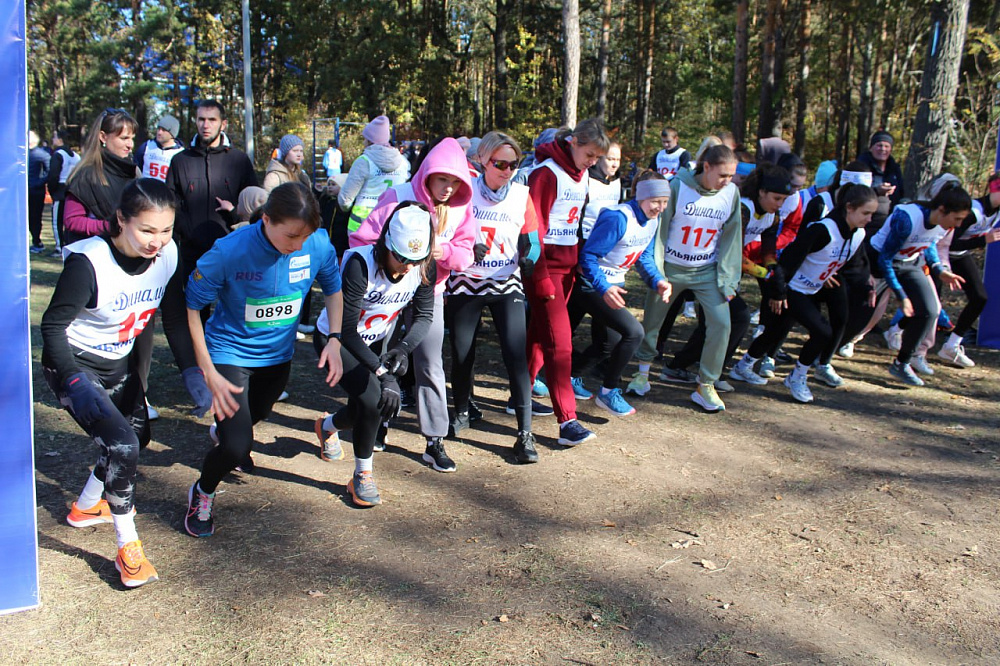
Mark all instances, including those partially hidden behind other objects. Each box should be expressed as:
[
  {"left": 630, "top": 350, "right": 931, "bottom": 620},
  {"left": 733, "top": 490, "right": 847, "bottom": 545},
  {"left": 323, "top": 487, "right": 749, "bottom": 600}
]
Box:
[
  {"left": 46, "top": 129, "right": 80, "bottom": 254},
  {"left": 28, "top": 130, "right": 51, "bottom": 252},
  {"left": 167, "top": 100, "right": 257, "bottom": 275},
  {"left": 857, "top": 130, "right": 904, "bottom": 229}
]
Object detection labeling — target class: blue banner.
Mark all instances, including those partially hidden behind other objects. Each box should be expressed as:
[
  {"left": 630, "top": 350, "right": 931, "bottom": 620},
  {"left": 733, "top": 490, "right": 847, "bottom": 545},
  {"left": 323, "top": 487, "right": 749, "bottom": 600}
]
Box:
[
  {"left": 0, "top": 1, "right": 40, "bottom": 614},
  {"left": 980, "top": 243, "right": 1000, "bottom": 349}
]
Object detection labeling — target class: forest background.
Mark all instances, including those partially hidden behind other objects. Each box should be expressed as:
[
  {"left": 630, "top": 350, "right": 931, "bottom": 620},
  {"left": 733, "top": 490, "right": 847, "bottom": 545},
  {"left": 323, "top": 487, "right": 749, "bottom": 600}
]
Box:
[{"left": 25, "top": 0, "right": 1000, "bottom": 194}]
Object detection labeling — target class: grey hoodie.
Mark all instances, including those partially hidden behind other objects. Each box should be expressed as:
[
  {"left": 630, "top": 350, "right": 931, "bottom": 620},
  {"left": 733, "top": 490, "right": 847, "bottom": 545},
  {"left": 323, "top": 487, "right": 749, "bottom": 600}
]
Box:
[{"left": 653, "top": 168, "right": 743, "bottom": 299}]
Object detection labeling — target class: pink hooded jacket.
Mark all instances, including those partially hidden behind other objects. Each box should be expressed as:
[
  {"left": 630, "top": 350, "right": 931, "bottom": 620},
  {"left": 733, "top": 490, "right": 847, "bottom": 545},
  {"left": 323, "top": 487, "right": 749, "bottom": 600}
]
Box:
[{"left": 349, "top": 137, "right": 476, "bottom": 293}]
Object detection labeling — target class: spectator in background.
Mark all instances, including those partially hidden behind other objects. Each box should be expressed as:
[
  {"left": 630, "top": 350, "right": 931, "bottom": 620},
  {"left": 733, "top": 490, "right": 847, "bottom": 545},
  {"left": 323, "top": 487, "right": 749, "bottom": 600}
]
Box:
[
  {"left": 167, "top": 99, "right": 257, "bottom": 278},
  {"left": 135, "top": 114, "right": 184, "bottom": 182},
  {"left": 338, "top": 115, "right": 410, "bottom": 234},
  {"left": 28, "top": 130, "right": 51, "bottom": 253},
  {"left": 46, "top": 129, "right": 81, "bottom": 255},
  {"left": 323, "top": 139, "right": 343, "bottom": 177},
  {"left": 649, "top": 127, "right": 692, "bottom": 180},
  {"left": 857, "top": 130, "right": 904, "bottom": 228}
]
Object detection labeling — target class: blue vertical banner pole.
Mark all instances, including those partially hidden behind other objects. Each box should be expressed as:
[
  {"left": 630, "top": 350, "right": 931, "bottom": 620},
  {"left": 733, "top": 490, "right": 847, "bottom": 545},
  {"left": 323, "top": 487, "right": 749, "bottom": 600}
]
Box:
[
  {"left": 0, "top": 0, "right": 41, "bottom": 614},
  {"left": 978, "top": 108, "right": 1000, "bottom": 348}
]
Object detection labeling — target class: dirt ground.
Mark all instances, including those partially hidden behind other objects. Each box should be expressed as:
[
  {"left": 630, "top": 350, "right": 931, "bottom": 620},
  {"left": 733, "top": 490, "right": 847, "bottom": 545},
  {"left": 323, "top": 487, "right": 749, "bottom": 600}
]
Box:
[{"left": 4, "top": 228, "right": 999, "bottom": 665}]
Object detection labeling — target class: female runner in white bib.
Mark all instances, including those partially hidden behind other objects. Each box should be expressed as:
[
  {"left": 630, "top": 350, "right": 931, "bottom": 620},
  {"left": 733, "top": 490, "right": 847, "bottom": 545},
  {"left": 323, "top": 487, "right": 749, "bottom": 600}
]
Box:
[
  {"left": 445, "top": 132, "right": 543, "bottom": 463},
  {"left": 314, "top": 203, "right": 437, "bottom": 506},
  {"left": 629, "top": 145, "right": 742, "bottom": 412},
  {"left": 732, "top": 183, "right": 878, "bottom": 402},
  {"left": 41, "top": 178, "right": 207, "bottom": 587},
  {"left": 577, "top": 170, "right": 672, "bottom": 417}
]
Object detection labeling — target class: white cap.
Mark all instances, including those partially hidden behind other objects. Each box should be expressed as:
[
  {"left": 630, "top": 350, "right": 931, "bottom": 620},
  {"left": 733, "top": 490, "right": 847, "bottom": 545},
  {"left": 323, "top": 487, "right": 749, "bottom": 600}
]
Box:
[{"left": 386, "top": 205, "right": 432, "bottom": 261}]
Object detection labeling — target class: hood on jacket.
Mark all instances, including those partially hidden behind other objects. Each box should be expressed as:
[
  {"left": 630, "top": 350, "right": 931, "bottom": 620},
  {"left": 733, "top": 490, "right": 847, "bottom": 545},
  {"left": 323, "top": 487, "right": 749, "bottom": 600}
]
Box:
[
  {"left": 589, "top": 162, "right": 620, "bottom": 184},
  {"left": 533, "top": 138, "right": 585, "bottom": 182},
  {"left": 191, "top": 131, "right": 233, "bottom": 155},
  {"left": 364, "top": 143, "right": 409, "bottom": 172},
  {"left": 409, "top": 137, "right": 473, "bottom": 209},
  {"left": 266, "top": 158, "right": 291, "bottom": 176},
  {"left": 677, "top": 166, "right": 722, "bottom": 194}
]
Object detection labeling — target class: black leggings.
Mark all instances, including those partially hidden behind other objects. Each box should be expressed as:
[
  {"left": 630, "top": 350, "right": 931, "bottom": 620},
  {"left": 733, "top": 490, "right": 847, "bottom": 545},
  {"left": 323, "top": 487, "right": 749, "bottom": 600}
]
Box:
[
  {"left": 667, "top": 294, "right": 751, "bottom": 373},
  {"left": 568, "top": 284, "right": 609, "bottom": 373},
  {"left": 446, "top": 292, "right": 532, "bottom": 431},
  {"left": 655, "top": 289, "right": 694, "bottom": 354},
  {"left": 892, "top": 263, "right": 939, "bottom": 364},
  {"left": 747, "top": 283, "right": 848, "bottom": 366},
  {"left": 331, "top": 341, "right": 386, "bottom": 460},
  {"left": 577, "top": 288, "right": 644, "bottom": 389},
  {"left": 44, "top": 363, "right": 149, "bottom": 514},
  {"left": 198, "top": 362, "right": 291, "bottom": 493},
  {"left": 940, "top": 253, "right": 988, "bottom": 337}
]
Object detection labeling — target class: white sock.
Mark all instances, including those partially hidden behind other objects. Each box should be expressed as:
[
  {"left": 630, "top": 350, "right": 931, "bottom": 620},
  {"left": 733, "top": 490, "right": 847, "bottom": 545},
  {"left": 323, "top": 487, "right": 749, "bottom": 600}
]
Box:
[
  {"left": 112, "top": 511, "right": 139, "bottom": 549},
  {"left": 638, "top": 363, "right": 650, "bottom": 376},
  {"left": 322, "top": 415, "right": 337, "bottom": 433},
  {"left": 76, "top": 472, "right": 105, "bottom": 509},
  {"left": 792, "top": 362, "right": 810, "bottom": 379},
  {"left": 355, "top": 455, "right": 373, "bottom": 474},
  {"left": 946, "top": 332, "right": 962, "bottom": 348}
]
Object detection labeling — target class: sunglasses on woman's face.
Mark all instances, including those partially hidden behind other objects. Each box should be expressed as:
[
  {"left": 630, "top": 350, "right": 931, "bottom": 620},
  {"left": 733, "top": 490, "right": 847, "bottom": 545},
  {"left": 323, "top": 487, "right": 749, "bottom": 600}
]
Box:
[
  {"left": 390, "top": 248, "right": 421, "bottom": 265},
  {"left": 490, "top": 159, "right": 518, "bottom": 172}
]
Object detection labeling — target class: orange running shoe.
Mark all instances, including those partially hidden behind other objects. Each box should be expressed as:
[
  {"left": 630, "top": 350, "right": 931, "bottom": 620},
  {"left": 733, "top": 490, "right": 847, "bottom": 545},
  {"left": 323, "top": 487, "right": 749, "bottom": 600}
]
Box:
[
  {"left": 67, "top": 500, "right": 136, "bottom": 528},
  {"left": 67, "top": 499, "right": 113, "bottom": 527},
  {"left": 115, "top": 540, "right": 159, "bottom": 588},
  {"left": 315, "top": 413, "right": 344, "bottom": 461}
]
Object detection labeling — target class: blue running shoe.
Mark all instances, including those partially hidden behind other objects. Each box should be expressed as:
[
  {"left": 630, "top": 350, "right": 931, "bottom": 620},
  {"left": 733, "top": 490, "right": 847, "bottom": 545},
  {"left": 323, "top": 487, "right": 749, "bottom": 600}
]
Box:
[
  {"left": 532, "top": 378, "right": 550, "bottom": 398},
  {"left": 595, "top": 388, "right": 636, "bottom": 416},
  {"left": 571, "top": 376, "right": 593, "bottom": 400}
]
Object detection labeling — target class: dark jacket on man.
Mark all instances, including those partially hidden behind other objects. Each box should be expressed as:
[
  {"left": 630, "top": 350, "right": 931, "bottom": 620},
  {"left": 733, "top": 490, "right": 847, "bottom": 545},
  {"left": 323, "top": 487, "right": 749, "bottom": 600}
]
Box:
[{"left": 168, "top": 132, "right": 257, "bottom": 270}]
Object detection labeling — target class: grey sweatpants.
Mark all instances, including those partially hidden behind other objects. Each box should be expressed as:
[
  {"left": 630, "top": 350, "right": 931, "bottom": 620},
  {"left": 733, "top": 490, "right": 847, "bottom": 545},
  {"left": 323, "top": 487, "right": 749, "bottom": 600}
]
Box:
[
  {"left": 636, "top": 262, "right": 732, "bottom": 384},
  {"left": 406, "top": 291, "right": 449, "bottom": 438}
]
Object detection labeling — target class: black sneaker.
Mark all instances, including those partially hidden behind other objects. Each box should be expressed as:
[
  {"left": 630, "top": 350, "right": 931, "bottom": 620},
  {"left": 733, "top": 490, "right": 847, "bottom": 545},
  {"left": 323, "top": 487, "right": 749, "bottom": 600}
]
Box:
[
  {"left": 373, "top": 421, "right": 388, "bottom": 452},
  {"left": 505, "top": 398, "right": 554, "bottom": 417},
  {"left": 557, "top": 420, "right": 595, "bottom": 447},
  {"left": 422, "top": 438, "right": 457, "bottom": 472},
  {"left": 468, "top": 399, "right": 483, "bottom": 422},
  {"left": 774, "top": 349, "right": 794, "bottom": 364},
  {"left": 449, "top": 411, "right": 470, "bottom": 438},
  {"left": 400, "top": 386, "right": 416, "bottom": 409},
  {"left": 185, "top": 483, "right": 215, "bottom": 538},
  {"left": 513, "top": 431, "right": 539, "bottom": 464}
]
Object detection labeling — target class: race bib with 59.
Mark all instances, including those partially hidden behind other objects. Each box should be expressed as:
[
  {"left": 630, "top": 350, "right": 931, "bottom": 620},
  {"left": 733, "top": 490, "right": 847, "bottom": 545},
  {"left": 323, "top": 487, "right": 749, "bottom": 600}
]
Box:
[{"left": 244, "top": 293, "right": 302, "bottom": 329}]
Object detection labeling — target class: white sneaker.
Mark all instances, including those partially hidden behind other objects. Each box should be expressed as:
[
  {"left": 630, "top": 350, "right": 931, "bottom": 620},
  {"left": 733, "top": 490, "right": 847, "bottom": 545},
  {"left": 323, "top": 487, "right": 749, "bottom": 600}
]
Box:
[
  {"left": 146, "top": 401, "right": 160, "bottom": 421},
  {"left": 837, "top": 341, "right": 855, "bottom": 358},
  {"left": 691, "top": 383, "right": 725, "bottom": 412},
  {"left": 729, "top": 360, "right": 768, "bottom": 385},
  {"left": 278, "top": 390, "right": 290, "bottom": 402},
  {"left": 783, "top": 373, "right": 814, "bottom": 403},
  {"left": 883, "top": 326, "right": 903, "bottom": 352},
  {"left": 813, "top": 364, "right": 844, "bottom": 388},
  {"left": 909, "top": 355, "right": 934, "bottom": 376},
  {"left": 751, "top": 325, "right": 765, "bottom": 340},
  {"left": 759, "top": 356, "right": 776, "bottom": 378},
  {"left": 626, "top": 372, "right": 651, "bottom": 396},
  {"left": 938, "top": 344, "right": 974, "bottom": 368},
  {"left": 683, "top": 301, "right": 697, "bottom": 318},
  {"left": 749, "top": 309, "right": 760, "bottom": 325}
]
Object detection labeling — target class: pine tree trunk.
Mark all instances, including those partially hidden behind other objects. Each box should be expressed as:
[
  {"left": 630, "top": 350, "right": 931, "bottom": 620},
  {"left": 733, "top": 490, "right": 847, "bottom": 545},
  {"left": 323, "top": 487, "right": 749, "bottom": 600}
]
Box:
[
  {"left": 903, "top": 0, "right": 971, "bottom": 194},
  {"left": 793, "top": 0, "right": 811, "bottom": 156},
  {"left": 757, "top": 0, "right": 783, "bottom": 140},
  {"left": 732, "top": 0, "right": 749, "bottom": 145},
  {"left": 855, "top": 25, "right": 875, "bottom": 156},
  {"left": 561, "top": 0, "right": 581, "bottom": 127},
  {"left": 493, "top": 0, "right": 509, "bottom": 130},
  {"left": 835, "top": 22, "right": 854, "bottom": 163},
  {"left": 639, "top": 0, "right": 655, "bottom": 140},
  {"left": 596, "top": 0, "right": 612, "bottom": 120}
]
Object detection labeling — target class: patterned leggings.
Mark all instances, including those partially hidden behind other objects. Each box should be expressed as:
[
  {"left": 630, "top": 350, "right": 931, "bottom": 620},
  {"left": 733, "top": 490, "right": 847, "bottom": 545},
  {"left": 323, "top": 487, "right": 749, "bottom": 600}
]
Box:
[{"left": 44, "top": 364, "right": 149, "bottom": 515}]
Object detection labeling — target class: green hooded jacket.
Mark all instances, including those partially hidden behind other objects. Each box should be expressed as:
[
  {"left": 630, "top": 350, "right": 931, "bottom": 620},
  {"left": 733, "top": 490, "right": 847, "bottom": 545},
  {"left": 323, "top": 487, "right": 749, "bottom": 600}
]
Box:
[{"left": 652, "top": 168, "right": 743, "bottom": 300}]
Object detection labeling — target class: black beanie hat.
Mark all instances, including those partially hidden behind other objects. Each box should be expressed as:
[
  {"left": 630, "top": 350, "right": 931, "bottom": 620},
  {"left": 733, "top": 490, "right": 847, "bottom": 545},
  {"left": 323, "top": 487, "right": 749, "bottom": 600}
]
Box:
[{"left": 870, "top": 131, "right": 894, "bottom": 147}]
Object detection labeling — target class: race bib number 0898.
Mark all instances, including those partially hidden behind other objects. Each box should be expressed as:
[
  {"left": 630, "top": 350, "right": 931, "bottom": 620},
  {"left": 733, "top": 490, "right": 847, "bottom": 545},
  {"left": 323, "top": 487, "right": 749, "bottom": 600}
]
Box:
[{"left": 245, "top": 293, "right": 301, "bottom": 329}]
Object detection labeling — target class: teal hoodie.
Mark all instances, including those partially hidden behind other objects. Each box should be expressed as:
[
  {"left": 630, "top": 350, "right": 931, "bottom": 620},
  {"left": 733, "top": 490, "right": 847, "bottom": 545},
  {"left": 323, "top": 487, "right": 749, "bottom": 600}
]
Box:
[{"left": 652, "top": 168, "right": 743, "bottom": 299}]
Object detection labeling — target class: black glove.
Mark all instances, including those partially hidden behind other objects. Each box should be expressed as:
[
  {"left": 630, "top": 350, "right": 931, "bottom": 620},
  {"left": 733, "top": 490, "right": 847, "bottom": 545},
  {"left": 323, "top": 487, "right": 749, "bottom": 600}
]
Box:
[
  {"left": 379, "top": 347, "right": 409, "bottom": 376},
  {"left": 519, "top": 257, "right": 535, "bottom": 280},
  {"left": 377, "top": 374, "right": 401, "bottom": 421},
  {"left": 473, "top": 242, "right": 489, "bottom": 263},
  {"left": 182, "top": 367, "right": 213, "bottom": 418},
  {"left": 64, "top": 372, "right": 111, "bottom": 423}
]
